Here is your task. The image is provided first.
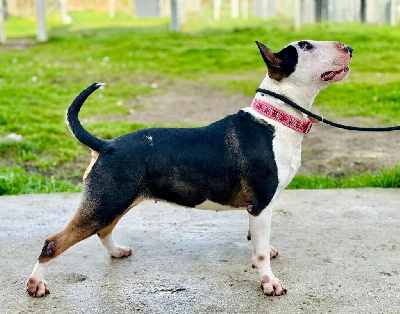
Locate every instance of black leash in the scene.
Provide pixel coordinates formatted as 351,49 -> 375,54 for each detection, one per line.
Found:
256,88 -> 400,132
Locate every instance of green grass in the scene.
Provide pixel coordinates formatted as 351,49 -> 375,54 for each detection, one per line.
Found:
0,167 -> 81,195
288,165 -> 400,189
0,12 -> 399,194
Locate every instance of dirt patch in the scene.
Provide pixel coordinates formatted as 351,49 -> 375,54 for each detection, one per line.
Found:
0,39 -> 36,51
89,81 -> 400,176
85,80 -> 250,125
300,118 -> 400,175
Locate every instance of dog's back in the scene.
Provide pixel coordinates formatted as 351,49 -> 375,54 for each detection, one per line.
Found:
84,110 -> 278,215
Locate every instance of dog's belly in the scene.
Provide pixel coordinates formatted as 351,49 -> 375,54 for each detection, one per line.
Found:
194,200 -> 245,211
151,199 -> 245,211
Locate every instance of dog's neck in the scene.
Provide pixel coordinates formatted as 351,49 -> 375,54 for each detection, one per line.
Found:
253,75 -> 324,121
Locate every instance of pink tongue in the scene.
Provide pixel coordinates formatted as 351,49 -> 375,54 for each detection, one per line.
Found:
322,71 -> 336,81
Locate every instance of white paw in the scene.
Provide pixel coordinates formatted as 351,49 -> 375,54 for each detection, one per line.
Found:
109,245 -> 132,258
269,245 -> 278,259
27,277 -> 49,297
260,275 -> 287,296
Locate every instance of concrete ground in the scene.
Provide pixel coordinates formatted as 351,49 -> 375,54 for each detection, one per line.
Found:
0,189 -> 399,314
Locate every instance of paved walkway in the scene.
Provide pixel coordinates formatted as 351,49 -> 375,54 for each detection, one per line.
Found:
0,189 -> 399,313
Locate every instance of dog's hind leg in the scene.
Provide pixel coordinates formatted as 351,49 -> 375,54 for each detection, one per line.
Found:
27,206 -> 99,297
26,189 -> 137,297
97,199 -> 141,258
247,229 -> 279,259
97,215 -> 132,258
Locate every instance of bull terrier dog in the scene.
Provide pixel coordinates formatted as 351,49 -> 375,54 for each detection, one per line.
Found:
27,40 -> 352,297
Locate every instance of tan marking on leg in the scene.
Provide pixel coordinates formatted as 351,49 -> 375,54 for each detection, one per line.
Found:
97,216 -> 123,239
38,211 -> 99,263
97,198 -> 142,239
231,179 -> 254,207
83,150 -> 99,181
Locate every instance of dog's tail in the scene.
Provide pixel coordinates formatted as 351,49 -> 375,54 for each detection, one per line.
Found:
66,83 -> 107,152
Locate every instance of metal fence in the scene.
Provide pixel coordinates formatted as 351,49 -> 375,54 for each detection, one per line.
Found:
7,0 -> 133,16
4,0 -> 399,24
4,0 -> 305,18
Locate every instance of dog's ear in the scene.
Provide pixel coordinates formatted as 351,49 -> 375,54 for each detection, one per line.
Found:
256,41 -> 281,69
256,41 -> 298,81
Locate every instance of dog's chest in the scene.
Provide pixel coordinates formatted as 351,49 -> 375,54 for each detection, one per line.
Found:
272,127 -> 303,189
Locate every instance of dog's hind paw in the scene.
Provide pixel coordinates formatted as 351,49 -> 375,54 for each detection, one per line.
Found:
27,277 -> 50,297
109,245 -> 132,258
260,275 -> 287,296
269,245 -> 278,258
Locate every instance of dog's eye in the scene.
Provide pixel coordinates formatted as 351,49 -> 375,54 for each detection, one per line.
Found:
298,41 -> 314,51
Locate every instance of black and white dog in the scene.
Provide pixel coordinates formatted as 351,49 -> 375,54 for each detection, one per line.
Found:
27,40 -> 352,297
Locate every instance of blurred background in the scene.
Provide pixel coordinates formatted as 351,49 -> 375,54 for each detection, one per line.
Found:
0,0 -> 399,195
2,0 -> 399,38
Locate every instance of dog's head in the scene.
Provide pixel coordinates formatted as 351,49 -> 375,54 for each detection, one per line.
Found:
256,40 -> 352,87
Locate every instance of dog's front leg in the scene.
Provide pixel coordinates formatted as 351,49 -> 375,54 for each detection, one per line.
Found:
249,203 -> 287,296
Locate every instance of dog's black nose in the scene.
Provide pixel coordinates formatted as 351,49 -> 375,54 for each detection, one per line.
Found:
344,45 -> 353,57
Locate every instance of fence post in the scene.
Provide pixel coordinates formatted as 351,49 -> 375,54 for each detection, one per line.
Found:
60,0 -> 71,24
170,0 -> 182,32
261,0 -> 268,20
391,0 -> 397,26
214,0 -> 221,21
295,0 -> 301,29
231,0 -> 239,19
0,0 -> 6,44
109,0 -> 115,18
241,0 -> 248,19
2,0 -> 6,20
36,0 -> 48,42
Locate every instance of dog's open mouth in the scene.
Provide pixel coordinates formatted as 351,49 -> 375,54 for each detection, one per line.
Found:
321,66 -> 350,81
